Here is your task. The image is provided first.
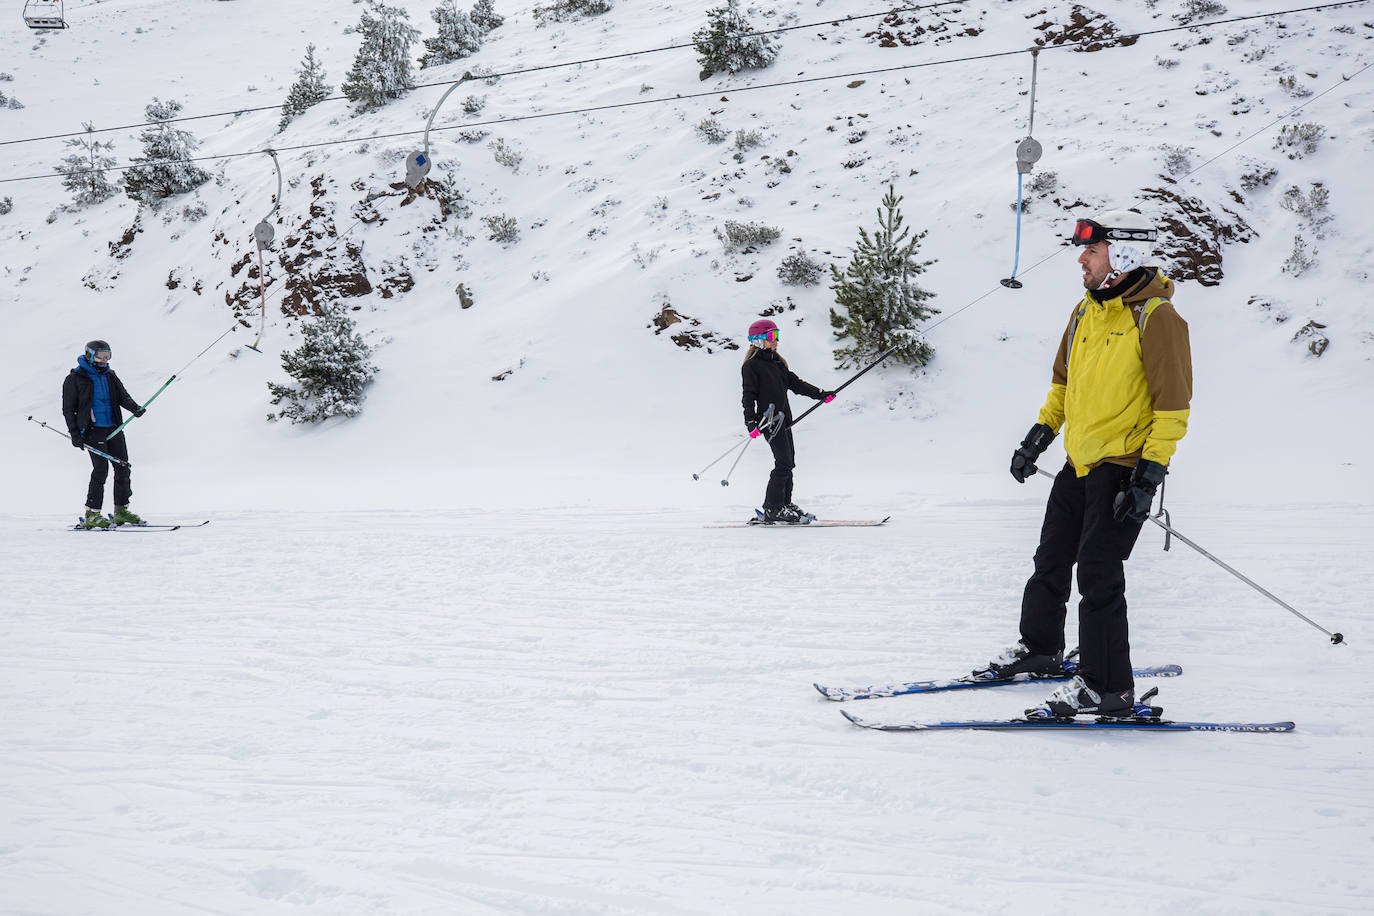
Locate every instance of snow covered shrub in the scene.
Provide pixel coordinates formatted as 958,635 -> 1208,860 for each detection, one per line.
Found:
694,0 -> 779,76
0,87 -> 21,109
483,214 -> 519,244
457,128 -> 489,143
267,307 -> 377,424
489,137 -> 523,170
1175,0 -> 1227,23
1155,56 -> 1180,69
470,0 -> 504,34
55,122 -> 120,207
419,1 -> 483,69
1274,122 -> 1323,159
776,251 -> 823,286
533,0 -> 611,26
695,118 -> 729,144
829,185 -> 939,369
1277,75 -> 1313,98
433,172 -> 472,220
1026,170 -> 1058,195
341,1 -> 419,112
717,219 -> 781,252
279,44 -> 333,131
1239,160 -> 1278,191
123,98 -> 211,204
1281,234 -> 1315,276
462,94 -> 486,114
1161,144 -> 1192,176
1280,182 -> 1331,235
734,129 -> 763,151
0,196 -> 12,216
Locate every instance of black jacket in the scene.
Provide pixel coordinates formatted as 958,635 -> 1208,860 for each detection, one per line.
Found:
63,364 -> 140,435
741,349 -> 825,431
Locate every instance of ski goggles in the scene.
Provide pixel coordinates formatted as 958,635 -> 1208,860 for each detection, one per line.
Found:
90,348 -> 112,363
1070,219 -> 1157,246
748,329 -> 780,343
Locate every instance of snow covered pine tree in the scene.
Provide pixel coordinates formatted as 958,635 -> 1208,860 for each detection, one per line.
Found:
693,0 -> 780,77
122,99 -> 211,204
828,185 -> 940,369
341,0 -> 420,112
469,0 -> 504,35
267,307 -> 378,424
419,1 -> 484,69
278,44 -> 333,132
55,122 -> 119,207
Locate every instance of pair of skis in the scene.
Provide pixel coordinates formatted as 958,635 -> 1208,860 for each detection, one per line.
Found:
816,655 -> 1294,733
71,519 -> 210,532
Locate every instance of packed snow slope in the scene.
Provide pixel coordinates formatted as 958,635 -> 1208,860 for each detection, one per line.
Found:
1,1 -> 1373,914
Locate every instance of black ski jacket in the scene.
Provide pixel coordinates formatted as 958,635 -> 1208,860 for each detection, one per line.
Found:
63,364 -> 141,435
741,349 -> 825,431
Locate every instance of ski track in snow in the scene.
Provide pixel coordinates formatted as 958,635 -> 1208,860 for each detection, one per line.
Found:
2,504 -> 1371,915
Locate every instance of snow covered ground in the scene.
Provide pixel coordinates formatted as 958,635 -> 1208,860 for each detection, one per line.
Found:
3,502 -> 1372,915
2,0 -> 1373,912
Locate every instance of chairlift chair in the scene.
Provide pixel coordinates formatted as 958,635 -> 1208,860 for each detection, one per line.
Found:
23,0 -> 67,30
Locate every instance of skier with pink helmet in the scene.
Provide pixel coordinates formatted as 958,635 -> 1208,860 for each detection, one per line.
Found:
741,319 -> 835,524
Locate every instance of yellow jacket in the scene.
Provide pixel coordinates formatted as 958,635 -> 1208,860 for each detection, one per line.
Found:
1037,268 -> 1192,476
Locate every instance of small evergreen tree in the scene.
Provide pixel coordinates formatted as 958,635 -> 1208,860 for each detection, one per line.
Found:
55,122 -> 120,206
123,98 -> 211,204
470,0 -> 504,35
419,1 -> 483,69
532,0 -> 610,26
693,0 -> 779,76
267,307 -> 378,423
828,185 -> 939,369
279,44 -> 334,131
342,0 -> 420,112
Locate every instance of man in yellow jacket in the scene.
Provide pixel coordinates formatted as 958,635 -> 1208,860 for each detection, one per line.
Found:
976,209 -> 1192,717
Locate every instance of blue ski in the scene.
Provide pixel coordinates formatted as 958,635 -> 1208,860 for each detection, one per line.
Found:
815,659 -> 1182,702
841,709 -> 1294,733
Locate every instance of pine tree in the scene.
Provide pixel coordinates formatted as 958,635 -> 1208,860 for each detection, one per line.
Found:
419,1 -> 483,70
267,307 -> 378,424
828,185 -> 940,369
55,122 -> 120,206
470,0 -> 504,35
693,0 -> 779,77
123,98 -> 211,204
279,44 -> 334,132
341,1 -> 420,112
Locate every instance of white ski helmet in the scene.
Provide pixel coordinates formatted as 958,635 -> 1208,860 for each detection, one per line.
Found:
1071,209 -> 1157,275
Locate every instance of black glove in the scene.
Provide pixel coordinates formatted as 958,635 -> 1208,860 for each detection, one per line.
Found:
133,406 -> 146,418
821,390 -> 837,402
71,431 -> 85,449
1010,423 -> 1056,483
1113,459 -> 1168,523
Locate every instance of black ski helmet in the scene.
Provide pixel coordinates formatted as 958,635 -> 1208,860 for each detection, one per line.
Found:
84,340 -> 112,365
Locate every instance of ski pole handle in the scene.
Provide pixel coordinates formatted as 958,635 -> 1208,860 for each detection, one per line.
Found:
105,374 -> 175,439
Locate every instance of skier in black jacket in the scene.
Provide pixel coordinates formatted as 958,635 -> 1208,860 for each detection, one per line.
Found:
62,340 -> 147,528
741,319 -> 835,524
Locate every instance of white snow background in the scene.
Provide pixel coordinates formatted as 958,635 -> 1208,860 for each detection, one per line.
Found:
2,0 -> 1373,912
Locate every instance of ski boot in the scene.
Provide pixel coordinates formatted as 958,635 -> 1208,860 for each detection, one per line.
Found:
970,640 -> 1064,682
752,505 -> 808,525
79,508 -> 111,529
110,505 -> 144,526
786,502 -> 817,521
1026,675 -> 1136,718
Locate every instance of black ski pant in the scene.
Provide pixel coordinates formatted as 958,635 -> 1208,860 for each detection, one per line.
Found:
1019,461 -> 1145,694
83,426 -> 131,510
763,427 -> 795,511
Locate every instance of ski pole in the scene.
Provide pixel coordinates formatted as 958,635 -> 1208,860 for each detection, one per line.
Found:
693,437 -> 749,481
26,415 -> 131,468
1034,467 -> 1344,645
103,322 -> 240,439
718,405 -> 780,487
790,342 -> 903,427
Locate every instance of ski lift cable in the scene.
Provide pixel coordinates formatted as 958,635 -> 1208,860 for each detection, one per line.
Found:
1,0 -> 1367,150
6,1 -> 1370,189
0,0 -> 973,148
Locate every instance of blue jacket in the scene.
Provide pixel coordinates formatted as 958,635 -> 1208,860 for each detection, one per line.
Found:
63,357 -> 140,435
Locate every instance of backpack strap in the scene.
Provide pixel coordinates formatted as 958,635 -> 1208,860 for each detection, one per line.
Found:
1064,302 -> 1088,371
1134,296 -> 1169,337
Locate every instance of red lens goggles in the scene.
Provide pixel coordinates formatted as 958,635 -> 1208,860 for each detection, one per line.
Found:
1071,219 -> 1157,246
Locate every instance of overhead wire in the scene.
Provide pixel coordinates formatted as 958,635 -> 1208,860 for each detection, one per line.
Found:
0,0 -> 1368,156
2,0 -> 1370,186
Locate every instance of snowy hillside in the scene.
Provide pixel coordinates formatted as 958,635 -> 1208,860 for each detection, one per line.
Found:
2,0 -> 1373,913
